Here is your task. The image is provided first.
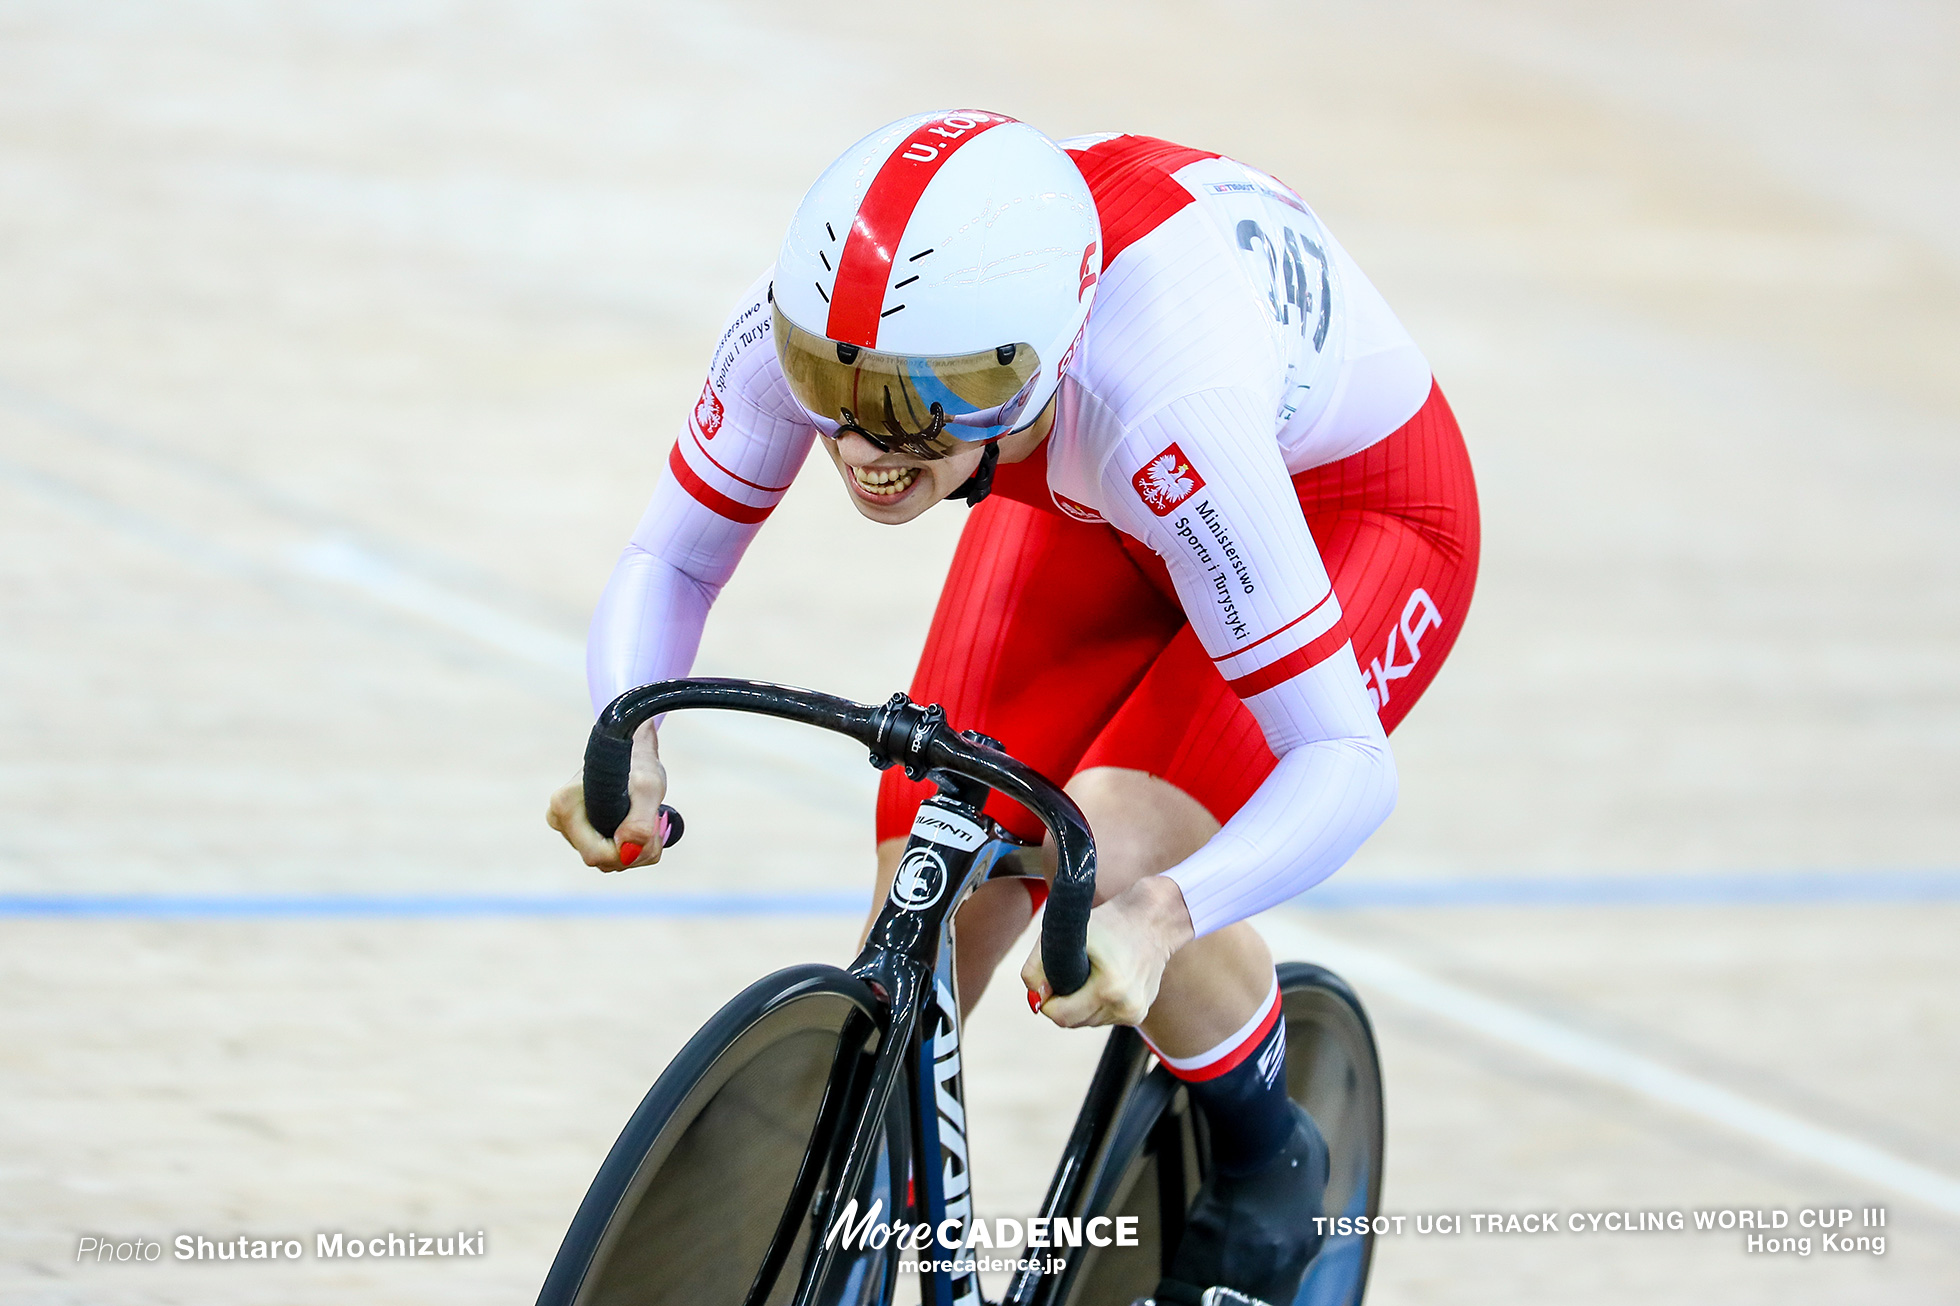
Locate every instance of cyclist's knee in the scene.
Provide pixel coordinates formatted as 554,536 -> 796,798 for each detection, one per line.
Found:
1062,767 -> 1218,905
860,837 -> 908,948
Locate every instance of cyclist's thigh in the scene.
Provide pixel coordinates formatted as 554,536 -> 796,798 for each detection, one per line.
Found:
1075,624 -> 1273,826
1075,381 -> 1481,817
876,493 -> 1185,843
1296,380 -> 1481,732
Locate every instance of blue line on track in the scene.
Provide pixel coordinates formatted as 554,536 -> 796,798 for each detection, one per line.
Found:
1303,868 -> 1960,910
1,870 -> 1957,919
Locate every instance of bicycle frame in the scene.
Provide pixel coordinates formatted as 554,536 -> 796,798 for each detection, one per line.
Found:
817,771 -> 1027,1306
574,678 -> 1378,1306
584,679 -> 1107,1306
791,774 -> 1144,1306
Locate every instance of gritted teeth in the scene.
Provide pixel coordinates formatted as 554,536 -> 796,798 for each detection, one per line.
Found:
852,465 -> 922,496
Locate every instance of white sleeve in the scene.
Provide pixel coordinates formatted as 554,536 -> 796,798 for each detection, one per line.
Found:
1094,387 -> 1397,936
584,479 -> 725,716
584,275 -> 816,714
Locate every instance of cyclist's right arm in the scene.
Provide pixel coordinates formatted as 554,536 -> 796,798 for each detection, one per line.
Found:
549,272 -> 816,868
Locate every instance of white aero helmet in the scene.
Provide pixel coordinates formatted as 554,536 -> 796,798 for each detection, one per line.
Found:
773,110 -> 1101,461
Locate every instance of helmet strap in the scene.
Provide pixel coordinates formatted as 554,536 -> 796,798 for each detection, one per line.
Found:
954,441 -> 1001,508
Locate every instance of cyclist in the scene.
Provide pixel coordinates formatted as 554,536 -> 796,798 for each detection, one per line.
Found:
549,110 -> 1478,1306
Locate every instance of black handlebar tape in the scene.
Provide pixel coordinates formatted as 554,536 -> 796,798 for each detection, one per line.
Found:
581,730 -> 685,849
582,730 -> 633,839
1038,871 -> 1092,996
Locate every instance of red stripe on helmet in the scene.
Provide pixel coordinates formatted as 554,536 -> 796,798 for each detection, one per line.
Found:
826,112 -> 1014,349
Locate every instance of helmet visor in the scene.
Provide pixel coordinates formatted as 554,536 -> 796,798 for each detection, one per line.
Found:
773,303 -> 1042,458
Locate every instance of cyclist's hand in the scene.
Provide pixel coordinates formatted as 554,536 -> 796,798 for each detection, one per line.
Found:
1020,877 -> 1189,1028
545,719 -> 668,872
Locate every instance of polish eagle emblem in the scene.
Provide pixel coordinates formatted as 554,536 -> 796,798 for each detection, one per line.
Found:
692,380 -> 725,439
1131,443 -> 1205,516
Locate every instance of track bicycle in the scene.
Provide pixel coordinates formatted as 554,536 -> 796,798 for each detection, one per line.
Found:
536,678 -> 1385,1306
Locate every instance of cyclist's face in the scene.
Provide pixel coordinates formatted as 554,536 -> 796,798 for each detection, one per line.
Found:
820,428 -> 988,524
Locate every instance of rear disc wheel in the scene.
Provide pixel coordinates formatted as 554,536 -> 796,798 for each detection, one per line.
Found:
1052,962 -> 1385,1306
1277,961 -> 1384,1306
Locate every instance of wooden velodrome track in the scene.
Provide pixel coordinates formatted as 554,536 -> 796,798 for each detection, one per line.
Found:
1,2 -> 1954,1302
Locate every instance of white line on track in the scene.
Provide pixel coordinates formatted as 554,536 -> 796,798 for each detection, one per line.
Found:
1259,914 -> 1960,1218
0,418 -> 870,807
286,534 -> 872,804
290,535 -> 589,677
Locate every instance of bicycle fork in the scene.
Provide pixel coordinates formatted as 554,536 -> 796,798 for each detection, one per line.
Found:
915,950 -> 980,1306
786,776 -> 1020,1306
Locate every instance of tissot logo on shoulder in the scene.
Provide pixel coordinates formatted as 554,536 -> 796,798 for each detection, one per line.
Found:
909,807 -> 986,851
1053,491 -> 1106,523
1133,443 -> 1206,515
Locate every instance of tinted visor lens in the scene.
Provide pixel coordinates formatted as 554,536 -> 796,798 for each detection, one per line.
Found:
773,303 -> 1040,458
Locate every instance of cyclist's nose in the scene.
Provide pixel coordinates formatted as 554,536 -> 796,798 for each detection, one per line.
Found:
832,431 -> 914,469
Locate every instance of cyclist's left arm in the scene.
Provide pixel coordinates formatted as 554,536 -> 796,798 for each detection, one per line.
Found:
1095,386 -> 1397,938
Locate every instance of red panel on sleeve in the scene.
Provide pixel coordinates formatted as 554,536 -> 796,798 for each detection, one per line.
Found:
1209,590 -> 1338,663
691,429 -> 795,493
667,444 -> 774,525
1223,624 -> 1351,699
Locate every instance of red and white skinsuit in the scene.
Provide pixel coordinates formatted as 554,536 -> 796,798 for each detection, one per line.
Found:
588,135 -> 1480,938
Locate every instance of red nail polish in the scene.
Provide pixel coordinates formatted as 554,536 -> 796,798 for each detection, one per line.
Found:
1027,988 -> 1041,1014
617,842 -> 644,866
